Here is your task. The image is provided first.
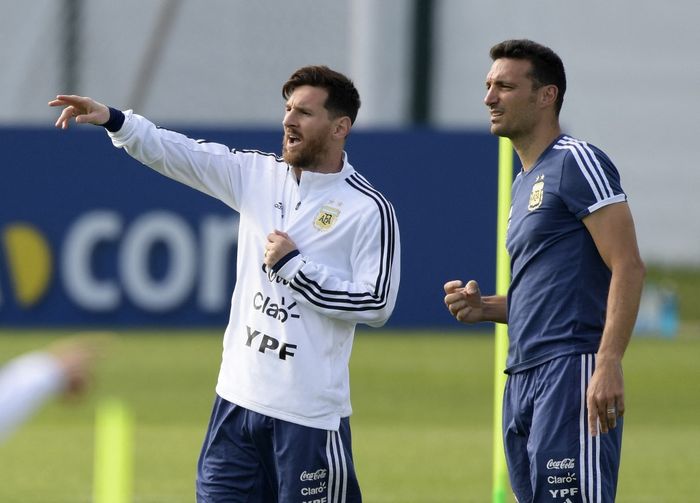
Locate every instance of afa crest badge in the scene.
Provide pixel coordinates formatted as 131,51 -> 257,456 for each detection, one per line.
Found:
528,175 -> 545,211
314,206 -> 340,231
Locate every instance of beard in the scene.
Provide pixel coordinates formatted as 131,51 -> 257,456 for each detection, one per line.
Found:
489,94 -> 539,139
282,132 -> 329,170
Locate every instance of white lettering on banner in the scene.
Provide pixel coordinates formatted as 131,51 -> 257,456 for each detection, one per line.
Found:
60,210 -> 238,313
62,210 -> 122,311
199,215 -> 238,311
120,212 -> 196,312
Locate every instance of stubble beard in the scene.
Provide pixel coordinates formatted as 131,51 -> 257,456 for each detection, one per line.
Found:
490,93 -> 538,140
282,133 -> 329,170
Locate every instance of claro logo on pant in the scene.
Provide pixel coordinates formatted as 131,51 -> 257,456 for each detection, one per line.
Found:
0,210 -> 238,315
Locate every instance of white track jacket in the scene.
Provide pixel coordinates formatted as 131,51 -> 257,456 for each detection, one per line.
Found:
108,111 -> 401,430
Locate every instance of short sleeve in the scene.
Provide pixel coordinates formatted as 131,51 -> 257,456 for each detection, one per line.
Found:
557,138 -> 627,220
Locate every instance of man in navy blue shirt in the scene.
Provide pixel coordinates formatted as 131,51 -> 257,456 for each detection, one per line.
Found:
444,40 -> 645,502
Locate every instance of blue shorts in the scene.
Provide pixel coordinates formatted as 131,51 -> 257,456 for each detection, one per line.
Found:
503,354 -> 623,503
196,395 -> 361,503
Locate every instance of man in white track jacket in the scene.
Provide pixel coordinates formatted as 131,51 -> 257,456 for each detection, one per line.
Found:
50,65 -> 400,503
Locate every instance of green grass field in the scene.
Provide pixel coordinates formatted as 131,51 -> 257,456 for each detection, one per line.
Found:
0,328 -> 698,502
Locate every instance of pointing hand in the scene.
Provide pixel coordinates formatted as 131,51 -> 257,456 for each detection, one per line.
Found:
48,95 -> 110,130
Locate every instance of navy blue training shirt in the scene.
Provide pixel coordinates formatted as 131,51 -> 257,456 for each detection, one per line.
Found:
504,135 -> 627,374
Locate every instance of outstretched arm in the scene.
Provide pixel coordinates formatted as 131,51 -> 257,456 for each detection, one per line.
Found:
48,95 -> 110,129
0,334 -> 107,443
49,96 -> 246,211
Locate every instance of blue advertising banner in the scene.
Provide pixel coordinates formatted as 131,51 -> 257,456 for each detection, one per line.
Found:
0,126 -> 499,328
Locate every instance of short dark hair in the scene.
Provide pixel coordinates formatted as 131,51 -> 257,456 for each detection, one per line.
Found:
282,65 -> 361,124
490,39 -> 567,115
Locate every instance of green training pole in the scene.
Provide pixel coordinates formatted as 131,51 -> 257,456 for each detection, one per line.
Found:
492,137 -> 513,503
93,398 -> 134,503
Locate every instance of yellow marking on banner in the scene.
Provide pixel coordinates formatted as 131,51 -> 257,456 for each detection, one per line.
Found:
3,224 -> 52,306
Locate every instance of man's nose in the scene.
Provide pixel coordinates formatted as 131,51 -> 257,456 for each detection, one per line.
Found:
283,111 -> 296,128
484,88 -> 497,107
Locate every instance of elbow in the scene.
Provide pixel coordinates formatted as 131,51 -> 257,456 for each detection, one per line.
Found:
364,304 -> 395,328
624,254 -> 646,291
609,254 -> 646,296
613,252 -> 646,281
366,318 -> 388,329
367,311 -> 390,328
363,283 -> 398,327
634,255 -> 647,284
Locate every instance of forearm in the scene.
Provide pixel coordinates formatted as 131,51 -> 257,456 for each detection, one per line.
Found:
0,352 -> 65,443
596,259 -> 646,362
481,295 -> 508,324
108,111 -> 241,208
277,254 -> 399,327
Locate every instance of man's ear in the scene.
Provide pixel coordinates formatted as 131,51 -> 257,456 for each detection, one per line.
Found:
332,116 -> 352,140
539,84 -> 559,109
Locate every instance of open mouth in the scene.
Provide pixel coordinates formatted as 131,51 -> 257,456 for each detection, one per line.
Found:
286,133 -> 302,147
